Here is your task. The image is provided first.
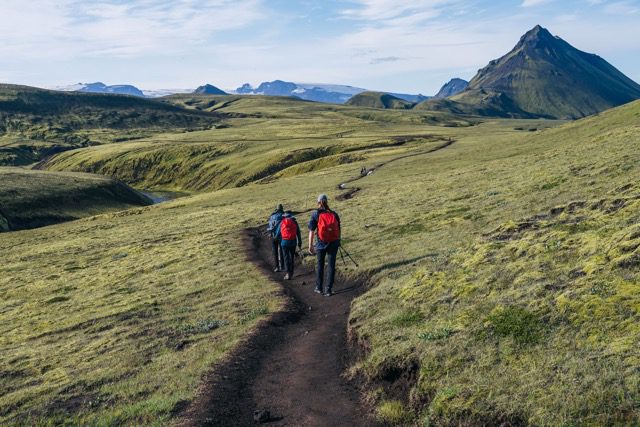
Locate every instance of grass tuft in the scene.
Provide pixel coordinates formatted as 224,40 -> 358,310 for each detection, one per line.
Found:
391,310 -> 425,327
486,306 -> 542,345
376,400 -> 411,425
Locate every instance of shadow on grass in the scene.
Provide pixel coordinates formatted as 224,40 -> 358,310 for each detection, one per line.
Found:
367,254 -> 438,277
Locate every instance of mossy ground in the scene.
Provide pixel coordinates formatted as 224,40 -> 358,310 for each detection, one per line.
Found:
1,95 -> 638,425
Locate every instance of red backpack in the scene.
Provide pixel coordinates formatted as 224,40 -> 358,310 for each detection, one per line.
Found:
317,211 -> 340,243
280,217 -> 298,240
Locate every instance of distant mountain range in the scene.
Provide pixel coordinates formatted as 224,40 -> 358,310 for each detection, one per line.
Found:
54,83 -> 191,98
233,80 -> 430,104
56,82 -> 145,97
49,25 -> 640,119
52,80 -> 430,104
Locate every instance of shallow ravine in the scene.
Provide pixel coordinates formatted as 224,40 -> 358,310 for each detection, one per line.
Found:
139,189 -> 190,204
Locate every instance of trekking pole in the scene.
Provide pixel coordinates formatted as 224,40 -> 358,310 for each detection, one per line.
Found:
339,245 -> 359,268
338,246 -> 348,267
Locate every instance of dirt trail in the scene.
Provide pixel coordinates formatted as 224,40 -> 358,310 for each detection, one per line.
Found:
179,228 -> 379,427
336,138 -> 455,200
179,138 -> 457,425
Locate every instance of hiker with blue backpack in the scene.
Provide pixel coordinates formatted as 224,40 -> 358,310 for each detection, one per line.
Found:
275,211 -> 302,280
308,194 -> 341,297
267,204 -> 285,272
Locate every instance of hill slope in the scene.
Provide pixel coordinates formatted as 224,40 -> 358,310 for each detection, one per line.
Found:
415,88 -> 537,118
193,84 -> 227,95
346,92 -> 413,109
349,99 -> 640,425
0,84 -> 222,166
459,25 -> 640,119
0,167 -> 151,231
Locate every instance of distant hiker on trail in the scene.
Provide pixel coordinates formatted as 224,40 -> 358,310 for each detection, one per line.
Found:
267,204 -> 285,272
308,194 -> 341,297
275,210 -> 302,280
360,166 -> 367,176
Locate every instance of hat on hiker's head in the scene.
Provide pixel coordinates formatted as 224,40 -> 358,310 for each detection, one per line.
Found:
317,194 -> 328,203
276,204 -> 283,212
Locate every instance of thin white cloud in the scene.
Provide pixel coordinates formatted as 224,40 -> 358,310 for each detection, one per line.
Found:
370,56 -> 405,64
0,0 -> 266,59
604,1 -> 640,14
341,0 -> 458,21
522,0 -> 554,7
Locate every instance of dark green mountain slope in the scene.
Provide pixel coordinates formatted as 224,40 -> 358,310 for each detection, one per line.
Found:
0,85 -> 222,166
415,88 -> 537,118
346,91 -> 413,109
459,25 -> 640,119
0,167 -> 151,231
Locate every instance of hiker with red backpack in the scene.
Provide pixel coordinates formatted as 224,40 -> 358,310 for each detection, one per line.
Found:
275,210 -> 302,280
308,194 -> 341,297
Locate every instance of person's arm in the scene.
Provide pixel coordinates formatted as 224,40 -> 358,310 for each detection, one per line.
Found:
308,230 -> 315,254
275,221 -> 281,240
307,211 -> 317,254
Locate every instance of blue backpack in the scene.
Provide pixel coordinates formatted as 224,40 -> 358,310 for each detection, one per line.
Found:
267,211 -> 283,236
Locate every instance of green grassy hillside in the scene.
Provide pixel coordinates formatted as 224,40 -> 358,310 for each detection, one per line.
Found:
0,85 -> 222,166
39,96 -> 473,192
346,92 -> 414,109
346,100 -> 640,425
1,97 -> 638,425
415,88 -> 538,118
0,167 -> 151,231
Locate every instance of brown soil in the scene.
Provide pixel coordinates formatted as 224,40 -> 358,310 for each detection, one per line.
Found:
178,227 -> 379,427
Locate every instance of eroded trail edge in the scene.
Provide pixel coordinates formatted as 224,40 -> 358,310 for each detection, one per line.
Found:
179,228 -> 379,427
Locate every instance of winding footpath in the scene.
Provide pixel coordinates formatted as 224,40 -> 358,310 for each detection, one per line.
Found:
179,228 -> 378,426
337,137 -> 456,200
179,137 -> 457,426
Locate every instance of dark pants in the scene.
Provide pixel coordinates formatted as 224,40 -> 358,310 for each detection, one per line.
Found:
271,237 -> 284,270
282,244 -> 296,276
316,241 -> 339,293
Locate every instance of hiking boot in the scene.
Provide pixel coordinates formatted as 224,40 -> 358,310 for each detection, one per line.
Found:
273,267 -> 281,272
314,288 -> 322,294
284,273 -> 291,280
323,291 -> 333,297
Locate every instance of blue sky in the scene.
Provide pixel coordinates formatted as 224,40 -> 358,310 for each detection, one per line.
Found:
1,0 -> 639,94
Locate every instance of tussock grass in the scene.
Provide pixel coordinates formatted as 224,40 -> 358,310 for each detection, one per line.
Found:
376,400 -> 411,425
